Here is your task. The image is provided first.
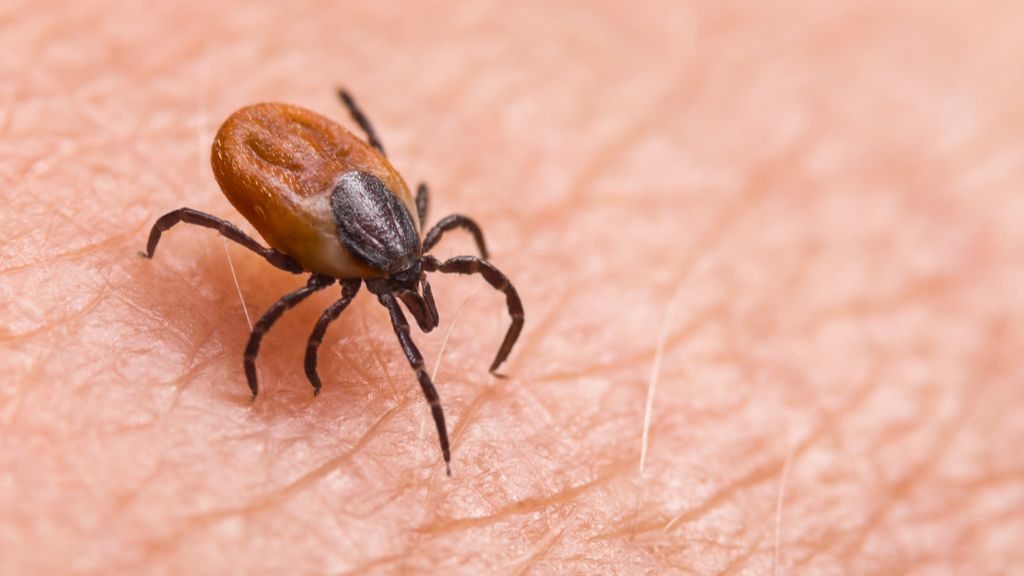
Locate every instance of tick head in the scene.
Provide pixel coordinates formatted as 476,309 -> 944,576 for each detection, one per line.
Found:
389,260 -> 422,291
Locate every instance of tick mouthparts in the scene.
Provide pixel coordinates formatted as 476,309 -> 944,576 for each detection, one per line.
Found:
397,289 -> 435,332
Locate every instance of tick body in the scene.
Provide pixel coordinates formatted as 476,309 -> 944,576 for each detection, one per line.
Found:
144,91 -> 524,476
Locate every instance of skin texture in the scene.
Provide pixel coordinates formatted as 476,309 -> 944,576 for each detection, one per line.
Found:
1,1 -> 1022,574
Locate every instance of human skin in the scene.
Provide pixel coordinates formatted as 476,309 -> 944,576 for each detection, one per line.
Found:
2,0 -> 1023,574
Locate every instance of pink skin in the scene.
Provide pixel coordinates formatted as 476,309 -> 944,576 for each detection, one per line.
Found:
2,1 -> 1023,573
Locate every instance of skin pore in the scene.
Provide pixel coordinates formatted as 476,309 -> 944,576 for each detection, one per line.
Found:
1,1 -> 1022,573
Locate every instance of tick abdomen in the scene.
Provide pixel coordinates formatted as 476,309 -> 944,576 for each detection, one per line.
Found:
211,103 -> 419,278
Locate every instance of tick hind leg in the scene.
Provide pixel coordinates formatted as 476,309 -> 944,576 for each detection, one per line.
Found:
304,279 -> 361,396
374,286 -> 452,476
143,207 -> 304,274
416,183 -> 428,224
245,274 -> 335,399
422,255 -> 523,372
338,89 -> 385,156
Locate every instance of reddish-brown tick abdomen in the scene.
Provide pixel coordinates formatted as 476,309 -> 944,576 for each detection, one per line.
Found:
211,103 -> 420,278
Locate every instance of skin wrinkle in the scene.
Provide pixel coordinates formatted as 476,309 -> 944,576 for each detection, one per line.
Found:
134,275 -> 230,348
529,65 -> 701,226
161,397 -> 412,545
445,374 -> 501,450
0,91 -> 14,138
532,301 -> 725,385
3,1 -> 1024,574
797,417 -> 966,568
1,220 -> 122,281
331,340 -> 376,390
0,338 -> 56,424
384,472 -> 633,573
581,359 -> 884,543
0,273 -> 107,343
717,530 -> 770,576
422,458 -> 632,535
824,322 -> 1009,567
164,355 -> 224,413
800,266 -> 962,327
509,506 -> 580,576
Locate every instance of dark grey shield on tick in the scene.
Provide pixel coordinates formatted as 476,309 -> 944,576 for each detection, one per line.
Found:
332,171 -> 420,274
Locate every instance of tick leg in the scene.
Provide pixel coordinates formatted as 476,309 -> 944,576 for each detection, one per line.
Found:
416,182 -> 428,224
245,274 -> 335,399
377,290 -> 452,476
144,207 -> 304,274
304,279 -> 361,396
422,255 -> 523,372
422,214 -> 489,260
338,89 -> 385,156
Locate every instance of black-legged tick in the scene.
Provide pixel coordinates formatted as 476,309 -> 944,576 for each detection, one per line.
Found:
143,90 -> 524,475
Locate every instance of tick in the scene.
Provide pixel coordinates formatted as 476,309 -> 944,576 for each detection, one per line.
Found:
143,90 -> 524,475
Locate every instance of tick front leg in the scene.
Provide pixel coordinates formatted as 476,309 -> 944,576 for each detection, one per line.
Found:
422,255 -> 523,372
338,89 -> 385,156
377,290 -> 452,476
304,279 -> 361,396
144,207 -> 304,274
422,214 -> 489,260
245,274 -> 335,399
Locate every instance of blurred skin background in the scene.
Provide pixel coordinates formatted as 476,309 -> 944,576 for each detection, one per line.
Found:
1,1 -> 1022,573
